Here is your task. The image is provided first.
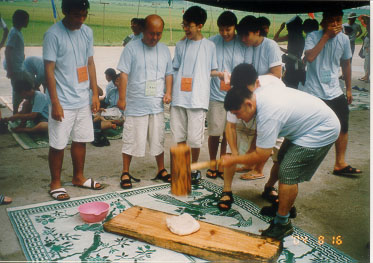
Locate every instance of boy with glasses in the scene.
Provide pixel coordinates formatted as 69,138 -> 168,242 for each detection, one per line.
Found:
171,6 -> 218,184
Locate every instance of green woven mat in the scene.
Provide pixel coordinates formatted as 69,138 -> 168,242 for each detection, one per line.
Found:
7,180 -> 356,262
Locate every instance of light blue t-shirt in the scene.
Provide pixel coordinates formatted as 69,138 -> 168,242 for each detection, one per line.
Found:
24,56 -> 46,88
32,91 -> 49,120
5,27 -> 25,73
105,81 -> 119,108
254,85 -> 340,148
244,37 -> 282,76
300,31 -> 352,100
43,21 -> 94,109
172,38 -> 218,110
117,39 -> 173,116
209,35 -> 246,102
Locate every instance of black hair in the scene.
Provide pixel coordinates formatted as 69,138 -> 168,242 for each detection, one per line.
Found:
224,87 -> 253,112
217,11 -> 237,27
183,6 -> 207,26
62,0 -> 90,14
12,10 -> 29,28
303,19 -> 319,34
237,15 -> 259,36
14,71 -> 35,94
138,18 -> 146,29
104,68 -> 116,79
257,16 -> 270,36
230,63 -> 258,90
322,9 -> 343,21
131,18 -> 140,24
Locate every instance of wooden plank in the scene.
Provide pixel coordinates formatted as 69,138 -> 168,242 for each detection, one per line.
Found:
103,206 -> 282,262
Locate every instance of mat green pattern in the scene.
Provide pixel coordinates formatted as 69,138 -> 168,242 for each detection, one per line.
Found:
7,180 -> 355,262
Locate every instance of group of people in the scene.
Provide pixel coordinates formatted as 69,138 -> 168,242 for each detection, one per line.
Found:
0,0 -> 367,240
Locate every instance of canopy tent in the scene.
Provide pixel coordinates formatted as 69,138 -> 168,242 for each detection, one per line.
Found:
186,0 -> 369,14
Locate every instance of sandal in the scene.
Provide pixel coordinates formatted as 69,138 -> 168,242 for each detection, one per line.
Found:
240,172 -> 265,180
120,172 -> 141,189
0,194 -> 12,205
217,191 -> 234,211
49,188 -> 70,201
206,169 -> 217,179
152,168 -> 171,183
261,186 -> 278,203
333,165 -> 362,176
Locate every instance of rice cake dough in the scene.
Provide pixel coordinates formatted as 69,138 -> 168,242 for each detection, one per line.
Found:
166,213 -> 200,236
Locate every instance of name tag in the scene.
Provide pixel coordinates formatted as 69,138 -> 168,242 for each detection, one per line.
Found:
320,70 -> 331,84
77,66 -> 88,83
181,77 -> 193,92
145,80 -> 157,96
220,80 -> 231,91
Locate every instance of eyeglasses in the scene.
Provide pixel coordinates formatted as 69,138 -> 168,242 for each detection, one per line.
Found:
181,23 -> 196,29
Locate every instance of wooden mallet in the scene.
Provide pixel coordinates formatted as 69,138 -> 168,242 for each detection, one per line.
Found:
170,144 -> 221,196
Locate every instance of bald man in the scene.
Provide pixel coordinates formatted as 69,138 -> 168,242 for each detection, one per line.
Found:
116,14 -> 173,189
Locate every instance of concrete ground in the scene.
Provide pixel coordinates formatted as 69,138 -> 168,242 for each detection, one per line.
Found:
0,46 -> 370,262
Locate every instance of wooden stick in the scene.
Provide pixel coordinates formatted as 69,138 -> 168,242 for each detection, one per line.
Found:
190,160 -> 221,171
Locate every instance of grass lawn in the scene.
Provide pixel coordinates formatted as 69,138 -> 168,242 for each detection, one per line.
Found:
0,0 -> 369,46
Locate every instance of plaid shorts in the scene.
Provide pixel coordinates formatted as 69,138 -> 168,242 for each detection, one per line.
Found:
278,140 -> 333,185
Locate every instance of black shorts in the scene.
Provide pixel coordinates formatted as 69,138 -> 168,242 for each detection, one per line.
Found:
323,94 -> 349,133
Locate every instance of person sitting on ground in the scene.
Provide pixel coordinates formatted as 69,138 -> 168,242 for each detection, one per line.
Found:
220,63 -> 340,239
122,18 -> 145,47
24,56 -> 47,93
0,194 -> 12,205
101,67 -> 117,107
1,71 -> 48,134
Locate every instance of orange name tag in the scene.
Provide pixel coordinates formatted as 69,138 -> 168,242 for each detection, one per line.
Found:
220,80 -> 231,91
181,77 -> 193,92
77,66 -> 88,83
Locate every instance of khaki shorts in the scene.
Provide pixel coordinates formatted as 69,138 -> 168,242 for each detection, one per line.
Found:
207,100 -> 227,136
48,105 -> 94,150
122,113 -> 165,157
170,106 -> 206,148
229,119 -> 283,162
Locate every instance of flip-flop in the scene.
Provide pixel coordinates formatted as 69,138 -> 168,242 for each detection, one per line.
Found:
0,194 -> 12,205
74,178 -> 105,190
49,188 -> 70,201
333,165 -> 362,176
240,172 -> 265,180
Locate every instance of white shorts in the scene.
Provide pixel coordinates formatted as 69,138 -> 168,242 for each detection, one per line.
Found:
48,105 -> 94,150
122,113 -> 165,157
170,106 -> 206,148
207,100 -> 227,136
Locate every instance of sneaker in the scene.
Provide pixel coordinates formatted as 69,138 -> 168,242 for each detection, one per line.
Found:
260,203 -> 297,218
191,170 -> 202,185
261,219 -> 294,240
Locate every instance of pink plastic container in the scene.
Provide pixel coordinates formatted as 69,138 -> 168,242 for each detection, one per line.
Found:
78,201 -> 110,223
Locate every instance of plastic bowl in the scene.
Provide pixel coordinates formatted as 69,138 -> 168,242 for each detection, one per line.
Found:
78,201 -> 110,223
